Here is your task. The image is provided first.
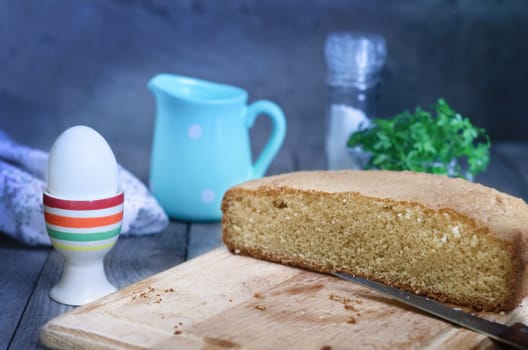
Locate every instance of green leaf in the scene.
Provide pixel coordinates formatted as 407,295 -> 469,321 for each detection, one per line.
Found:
347,99 -> 491,179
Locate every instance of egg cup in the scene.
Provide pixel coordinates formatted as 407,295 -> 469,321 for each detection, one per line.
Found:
43,190 -> 124,306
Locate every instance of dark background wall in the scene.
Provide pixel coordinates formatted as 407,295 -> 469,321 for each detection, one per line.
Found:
1,0 -> 527,181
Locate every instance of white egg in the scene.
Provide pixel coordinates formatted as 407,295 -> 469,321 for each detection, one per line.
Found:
47,126 -> 118,199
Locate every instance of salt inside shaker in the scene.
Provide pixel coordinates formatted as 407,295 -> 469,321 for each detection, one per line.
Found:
325,32 -> 387,170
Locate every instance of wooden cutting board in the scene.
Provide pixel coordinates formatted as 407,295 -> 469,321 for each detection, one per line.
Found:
41,246 -> 523,350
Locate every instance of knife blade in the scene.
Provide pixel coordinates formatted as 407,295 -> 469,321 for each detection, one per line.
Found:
333,272 -> 528,350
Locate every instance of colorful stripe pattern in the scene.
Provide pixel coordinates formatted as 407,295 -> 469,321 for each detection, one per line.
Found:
43,192 -> 124,252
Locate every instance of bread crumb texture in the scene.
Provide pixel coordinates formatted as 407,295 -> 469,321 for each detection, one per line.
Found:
222,170 -> 528,311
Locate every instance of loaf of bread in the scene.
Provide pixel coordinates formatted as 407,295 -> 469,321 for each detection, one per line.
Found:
221,170 -> 528,311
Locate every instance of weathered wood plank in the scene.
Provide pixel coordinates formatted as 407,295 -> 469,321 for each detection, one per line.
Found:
260,145 -> 296,176
0,236 -> 49,350
104,222 -> 189,287
476,143 -> 528,200
493,142 -> 528,200
295,143 -> 326,170
187,223 -> 222,260
8,250 -> 74,350
8,222 -> 188,349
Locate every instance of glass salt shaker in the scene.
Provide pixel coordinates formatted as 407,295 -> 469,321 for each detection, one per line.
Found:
325,32 -> 387,170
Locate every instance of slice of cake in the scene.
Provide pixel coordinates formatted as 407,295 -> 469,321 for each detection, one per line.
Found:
221,170 -> 528,311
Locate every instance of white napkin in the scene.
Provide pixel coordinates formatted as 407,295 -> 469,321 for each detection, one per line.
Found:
0,129 -> 169,245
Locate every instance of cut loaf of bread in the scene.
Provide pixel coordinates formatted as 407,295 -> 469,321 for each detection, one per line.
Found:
221,170 -> 528,311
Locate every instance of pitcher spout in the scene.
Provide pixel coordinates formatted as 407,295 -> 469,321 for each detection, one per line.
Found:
147,73 -> 169,96
146,73 -> 247,104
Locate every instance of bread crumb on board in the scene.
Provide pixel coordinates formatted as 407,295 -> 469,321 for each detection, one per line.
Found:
329,293 -> 351,304
173,322 -> 185,335
329,292 -> 363,322
255,304 -> 267,311
347,316 -> 357,324
131,286 -> 176,302
344,304 -> 358,311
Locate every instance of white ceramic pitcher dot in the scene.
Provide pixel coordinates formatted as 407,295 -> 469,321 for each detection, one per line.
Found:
188,124 -> 202,139
201,189 -> 215,203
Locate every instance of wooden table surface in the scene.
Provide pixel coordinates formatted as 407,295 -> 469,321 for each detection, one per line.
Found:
1,142 -> 527,350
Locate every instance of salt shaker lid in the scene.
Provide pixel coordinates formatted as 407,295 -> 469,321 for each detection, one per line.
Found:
325,31 -> 387,89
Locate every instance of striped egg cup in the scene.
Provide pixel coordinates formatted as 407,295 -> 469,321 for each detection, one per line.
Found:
43,191 -> 124,253
43,191 -> 124,306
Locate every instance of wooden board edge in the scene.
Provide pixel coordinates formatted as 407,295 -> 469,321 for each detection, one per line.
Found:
40,322 -> 140,350
40,320 -> 224,350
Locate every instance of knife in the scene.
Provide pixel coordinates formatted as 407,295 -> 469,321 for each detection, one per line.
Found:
333,272 -> 528,350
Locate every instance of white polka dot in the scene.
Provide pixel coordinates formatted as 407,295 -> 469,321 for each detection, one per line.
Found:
201,189 -> 215,203
188,124 -> 202,139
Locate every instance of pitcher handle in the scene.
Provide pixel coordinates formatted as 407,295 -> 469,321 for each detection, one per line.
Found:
245,100 -> 287,178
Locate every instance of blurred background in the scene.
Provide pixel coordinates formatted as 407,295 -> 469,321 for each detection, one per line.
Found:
1,0 -> 527,182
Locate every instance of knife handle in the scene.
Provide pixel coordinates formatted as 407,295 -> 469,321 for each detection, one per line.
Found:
496,323 -> 528,350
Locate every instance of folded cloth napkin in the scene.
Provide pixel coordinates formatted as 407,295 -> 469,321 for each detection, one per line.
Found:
0,129 -> 169,245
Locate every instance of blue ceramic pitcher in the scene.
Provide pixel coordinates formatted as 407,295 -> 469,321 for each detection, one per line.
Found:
148,74 -> 286,221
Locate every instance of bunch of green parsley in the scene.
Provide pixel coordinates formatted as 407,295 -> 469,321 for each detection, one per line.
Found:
347,99 -> 490,180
